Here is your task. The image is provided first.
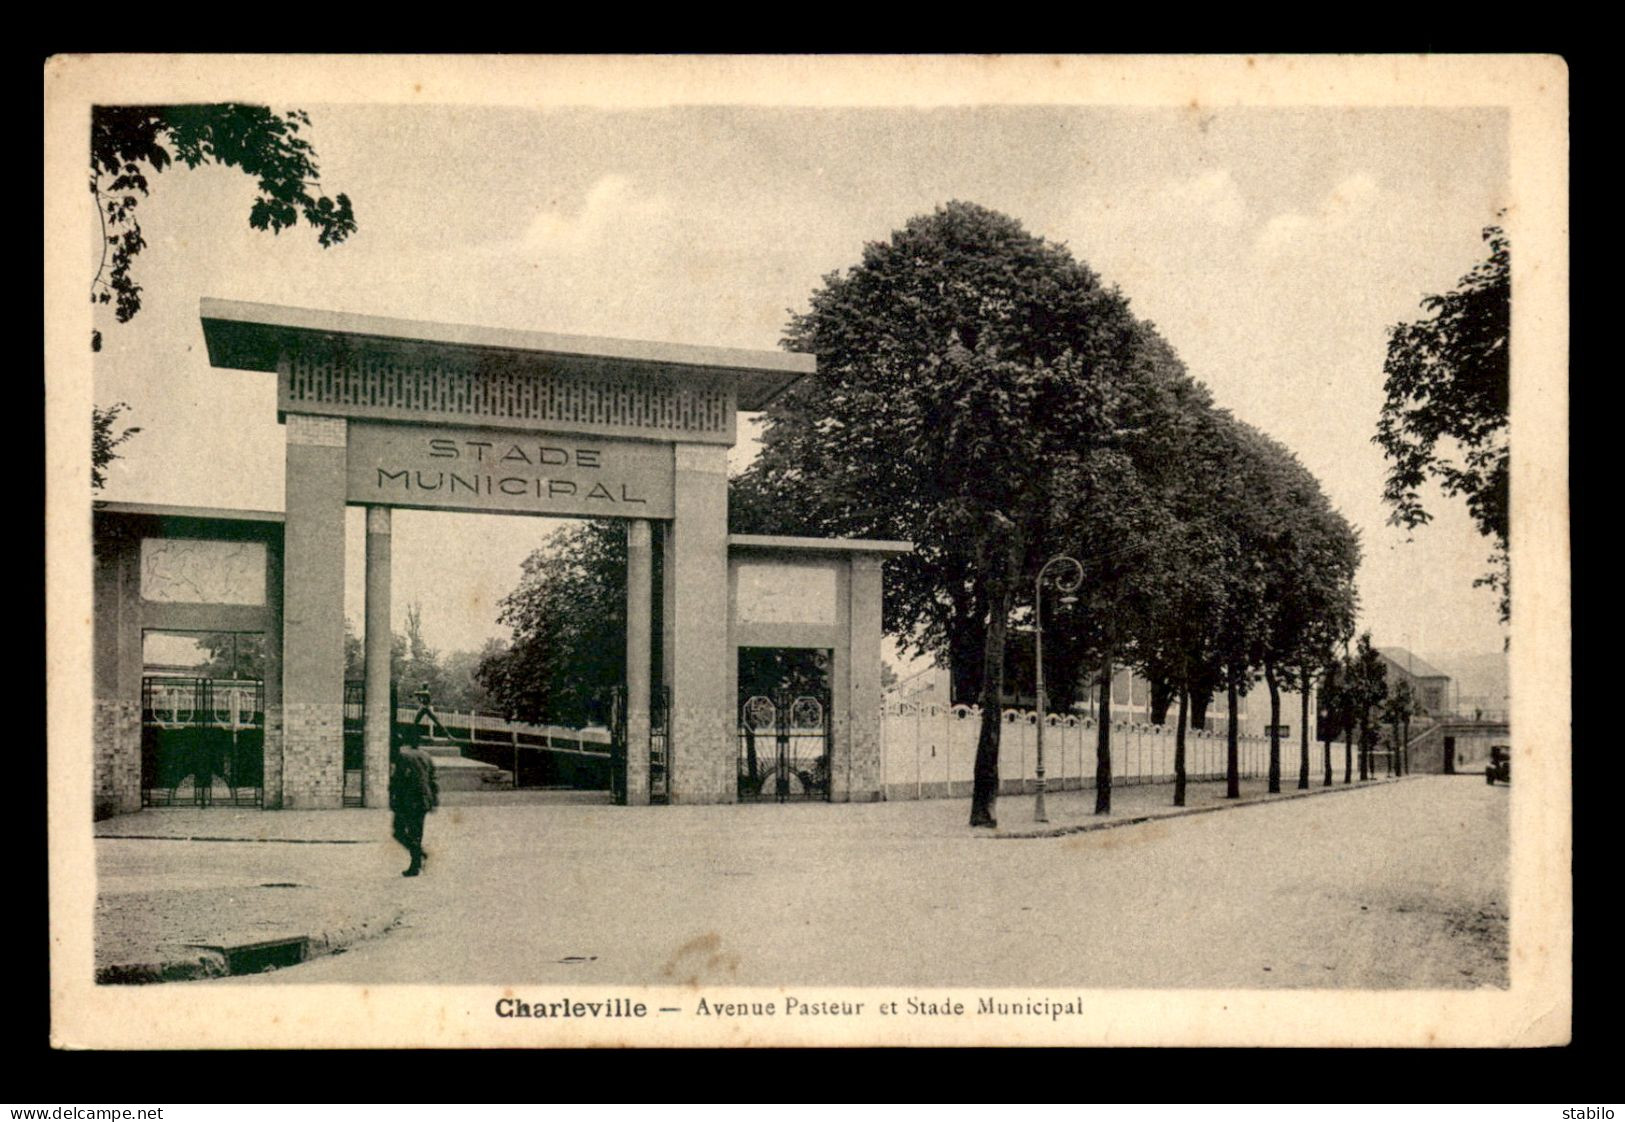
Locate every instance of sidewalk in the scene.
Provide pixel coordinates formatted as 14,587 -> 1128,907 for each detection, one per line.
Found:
95,808 -> 402,983
93,773 -> 1411,982
982,773 -> 1403,838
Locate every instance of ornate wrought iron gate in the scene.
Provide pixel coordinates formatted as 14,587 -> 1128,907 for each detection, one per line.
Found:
342,680 -> 366,807
608,686 -> 627,803
649,685 -> 670,804
141,676 -> 264,807
737,688 -> 832,803
610,685 -> 672,805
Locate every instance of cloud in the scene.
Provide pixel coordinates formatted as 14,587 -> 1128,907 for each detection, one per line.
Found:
1158,168 -> 1249,228
1075,167 -> 1249,233
1256,172 -> 1380,255
522,173 -> 672,254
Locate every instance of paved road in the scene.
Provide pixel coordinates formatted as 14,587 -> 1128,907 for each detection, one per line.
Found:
209,775 -> 1506,989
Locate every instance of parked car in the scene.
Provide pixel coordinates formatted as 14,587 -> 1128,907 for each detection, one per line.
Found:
1485,745 -> 1511,785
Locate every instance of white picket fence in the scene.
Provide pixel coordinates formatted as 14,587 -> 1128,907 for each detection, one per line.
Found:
879,700 -> 1286,800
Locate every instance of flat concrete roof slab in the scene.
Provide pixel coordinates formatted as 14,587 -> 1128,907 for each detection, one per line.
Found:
94,500 -> 285,524
200,298 -> 814,411
728,533 -> 913,555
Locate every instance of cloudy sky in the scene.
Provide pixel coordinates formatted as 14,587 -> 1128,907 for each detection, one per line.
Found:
85,88 -> 1512,667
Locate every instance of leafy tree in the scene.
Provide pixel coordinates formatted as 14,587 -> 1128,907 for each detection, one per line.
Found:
1340,657 -> 1357,784
343,620 -> 364,680
399,602 -> 449,704
1375,224 -> 1509,623
1043,323 -> 1215,815
734,202 -> 1139,828
439,640 -> 506,712
1043,445 -> 1167,815
1133,398 -> 1268,808
91,401 -> 140,489
1247,437 -> 1361,794
194,631 -> 264,680
1315,660 -> 1346,787
1204,416 -> 1283,800
89,104 -> 355,350
1383,678 -> 1418,777
479,519 -> 627,728
1344,633 -> 1390,781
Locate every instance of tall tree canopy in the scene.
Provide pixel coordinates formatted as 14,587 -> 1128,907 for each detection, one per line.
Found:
1375,223 -> 1509,622
1235,424 -> 1362,793
734,200 -> 1365,825
477,519 -> 629,729
734,201 -> 1145,826
89,104 -> 356,349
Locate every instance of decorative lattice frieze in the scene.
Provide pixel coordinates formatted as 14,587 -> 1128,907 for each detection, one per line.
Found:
283,349 -> 730,438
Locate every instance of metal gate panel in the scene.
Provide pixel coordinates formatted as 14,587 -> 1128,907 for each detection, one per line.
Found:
141,676 -> 263,807
342,680 -> 366,807
737,688 -> 831,803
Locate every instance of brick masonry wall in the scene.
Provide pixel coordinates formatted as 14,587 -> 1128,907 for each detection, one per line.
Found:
843,715 -> 884,803
93,700 -> 141,818
669,704 -> 736,804
262,704 -> 284,808
844,558 -> 884,802
281,701 -> 344,808
286,413 -> 348,448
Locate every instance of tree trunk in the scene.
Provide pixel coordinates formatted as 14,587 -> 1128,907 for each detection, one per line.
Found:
1225,667 -> 1240,799
1190,680 -> 1213,730
1323,733 -> 1334,787
1401,716 -> 1410,776
1358,713 -> 1370,781
1298,668 -> 1311,790
968,579 -> 1016,828
1265,660 -> 1281,794
1174,685 -> 1188,807
968,527 -> 1023,828
1095,653 -> 1114,814
1343,720 -> 1353,784
1149,677 -> 1173,725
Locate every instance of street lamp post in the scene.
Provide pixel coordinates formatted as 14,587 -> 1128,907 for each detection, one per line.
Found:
1034,554 -> 1084,823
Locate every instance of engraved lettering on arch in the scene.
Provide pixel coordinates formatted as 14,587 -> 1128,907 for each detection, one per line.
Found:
347,422 -> 675,517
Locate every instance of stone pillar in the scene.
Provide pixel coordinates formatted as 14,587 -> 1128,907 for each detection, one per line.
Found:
281,413 -> 348,808
660,522 -> 676,704
92,526 -> 142,817
624,519 -> 653,805
844,555 -> 885,802
666,444 -> 733,803
363,506 -> 393,808
262,534 -> 285,808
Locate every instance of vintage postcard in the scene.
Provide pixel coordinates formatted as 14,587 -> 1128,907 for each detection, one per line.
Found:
45,54 -> 1570,1048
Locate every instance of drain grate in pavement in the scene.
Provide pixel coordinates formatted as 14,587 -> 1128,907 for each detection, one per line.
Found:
186,936 -> 309,975
558,955 -> 598,965
258,882 -> 308,889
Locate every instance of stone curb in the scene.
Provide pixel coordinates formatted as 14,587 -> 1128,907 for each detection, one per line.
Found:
987,776 -> 1406,840
94,835 -> 375,844
95,906 -> 404,985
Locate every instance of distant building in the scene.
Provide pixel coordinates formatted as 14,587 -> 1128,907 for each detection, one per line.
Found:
1374,647 -> 1452,716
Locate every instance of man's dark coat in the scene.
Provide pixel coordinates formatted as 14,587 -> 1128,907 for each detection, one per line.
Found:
390,746 -> 440,815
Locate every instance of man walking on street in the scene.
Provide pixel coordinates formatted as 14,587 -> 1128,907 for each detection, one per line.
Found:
390,727 -> 439,877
